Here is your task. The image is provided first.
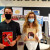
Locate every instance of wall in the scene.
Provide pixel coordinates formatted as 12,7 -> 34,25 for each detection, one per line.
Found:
0,0 -> 50,7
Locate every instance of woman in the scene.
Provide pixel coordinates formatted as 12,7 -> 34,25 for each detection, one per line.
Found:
23,12 -> 42,50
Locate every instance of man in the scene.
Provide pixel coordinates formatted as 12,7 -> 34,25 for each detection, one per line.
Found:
0,7 -> 21,50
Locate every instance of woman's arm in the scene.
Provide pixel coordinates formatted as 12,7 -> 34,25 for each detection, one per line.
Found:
36,24 -> 42,42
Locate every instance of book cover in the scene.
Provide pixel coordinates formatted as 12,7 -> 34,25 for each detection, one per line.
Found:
27,28 -> 36,40
2,32 -> 13,46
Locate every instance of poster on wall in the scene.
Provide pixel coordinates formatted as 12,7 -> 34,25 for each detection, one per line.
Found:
12,7 -> 23,15
1,14 -> 5,22
0,14 -> 5,22
24,10 -> 31,15
0,7 -> 4,14
0,7 -> 23,22
0,7 -> 5,22
12,15 -> 25,21
36,15 -> 43,26
0,14 -> 2,22
32,10 -> 40,15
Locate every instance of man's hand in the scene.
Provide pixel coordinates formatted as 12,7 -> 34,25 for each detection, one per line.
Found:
10,40 -> 16,47
0,44 -> 6,49
10,35 -> 21,47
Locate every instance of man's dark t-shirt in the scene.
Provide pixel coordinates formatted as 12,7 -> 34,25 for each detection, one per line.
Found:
0,20 -> 21,50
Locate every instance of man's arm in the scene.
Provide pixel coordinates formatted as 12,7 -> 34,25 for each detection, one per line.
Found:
15,35 -> 21,41
15,23 -> 21,41
0,25 -> 6,49
10,23 -> 21,47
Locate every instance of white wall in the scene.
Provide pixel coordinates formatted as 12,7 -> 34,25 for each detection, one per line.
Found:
0,0 -> 50,7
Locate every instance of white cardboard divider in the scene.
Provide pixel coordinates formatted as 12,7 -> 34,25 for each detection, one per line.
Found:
48,14 -> 50,37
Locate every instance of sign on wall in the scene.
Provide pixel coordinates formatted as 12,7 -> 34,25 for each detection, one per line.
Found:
36,15 -> 43,26
24,10 -> 31,15
12,7 -> 23,15
32,10 -> 40,15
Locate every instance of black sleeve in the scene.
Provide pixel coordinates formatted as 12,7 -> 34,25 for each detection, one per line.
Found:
0,31 -> 2,43
16,23 -> 22,36
0,24 -> 2,43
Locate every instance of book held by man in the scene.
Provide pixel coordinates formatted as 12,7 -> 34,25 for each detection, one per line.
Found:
2,32 -> 13,46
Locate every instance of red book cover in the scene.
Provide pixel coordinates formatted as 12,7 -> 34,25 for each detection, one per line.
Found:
2,32 -> 13,46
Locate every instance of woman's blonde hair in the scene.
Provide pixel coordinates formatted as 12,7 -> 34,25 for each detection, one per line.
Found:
23,12 -> 39,33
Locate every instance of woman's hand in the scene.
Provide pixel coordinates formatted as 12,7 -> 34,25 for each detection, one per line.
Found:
35,35 -> 40,42
24,36 -> 28,41
0,44 -> 6,49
